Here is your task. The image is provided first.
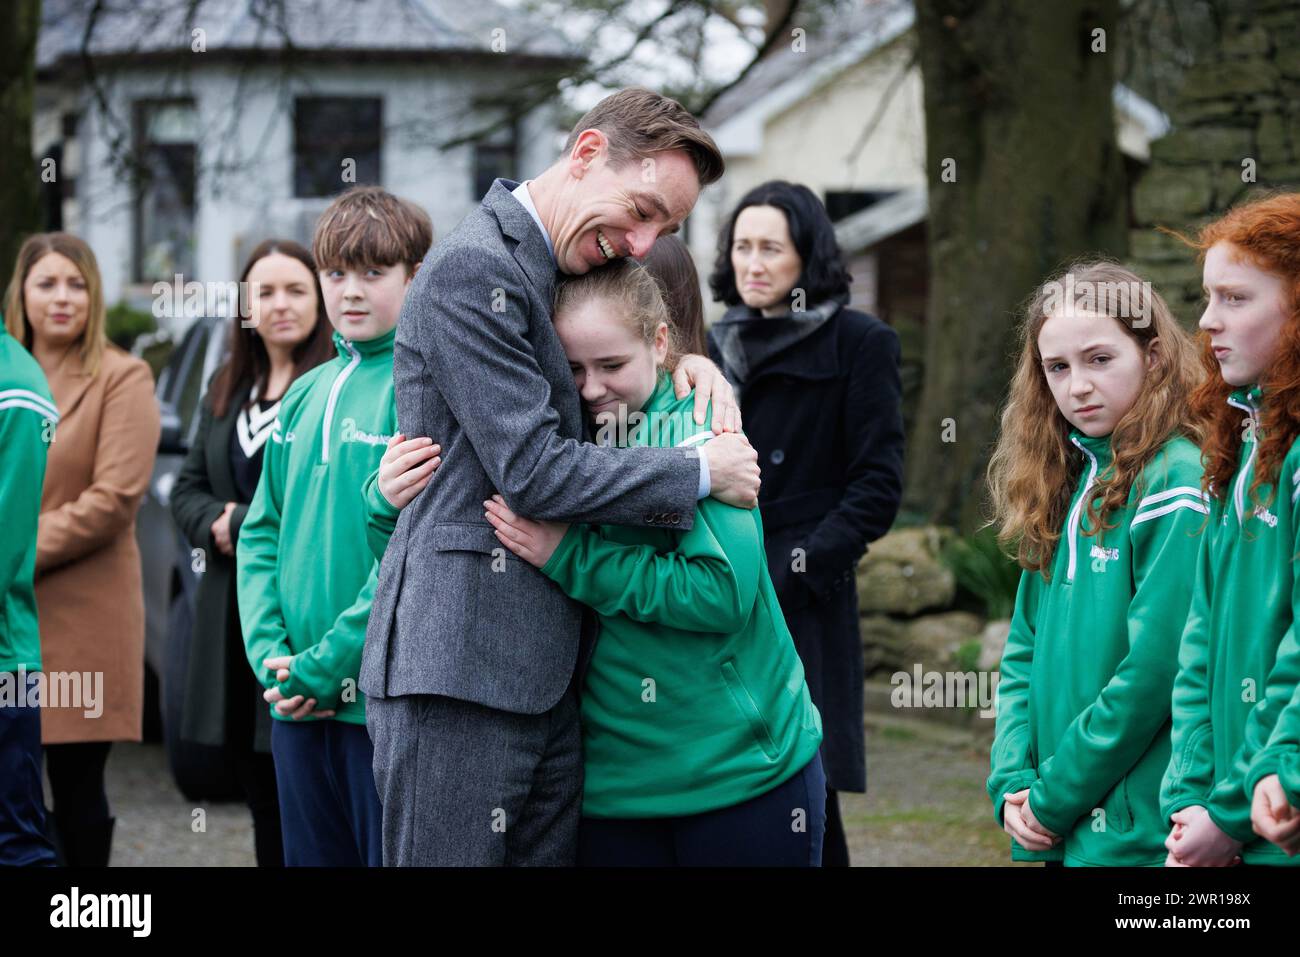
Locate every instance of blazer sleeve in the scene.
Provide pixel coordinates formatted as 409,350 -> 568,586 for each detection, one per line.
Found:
406,242 -> 700,528
793,321 -> 904,600
36,357 -> 161,574
169,397 -> 227,554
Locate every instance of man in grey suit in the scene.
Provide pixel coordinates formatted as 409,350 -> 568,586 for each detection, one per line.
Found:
362,89 -> 761,865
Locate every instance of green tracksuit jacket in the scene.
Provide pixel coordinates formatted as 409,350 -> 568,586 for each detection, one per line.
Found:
1163,385 -> 1300,865
0,327 -> 58,674
538,373 -> 823,818
990,430 -> 1206,865
237,328 -> 397,725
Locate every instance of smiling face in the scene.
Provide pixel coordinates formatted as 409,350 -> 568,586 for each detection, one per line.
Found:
319,261 -> 414,340
1037,308 -> 1154,437
553,295 -> 668,423
1199,241 -> 1289,387
730,204 -> 803,313
22,251 -> 90,348
549,133 -> 700,276
246,253 -> 320,351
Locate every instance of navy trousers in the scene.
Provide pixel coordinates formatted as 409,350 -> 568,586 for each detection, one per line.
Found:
0,671 -> 56,866
577,753 -> 827,867
270,719 -> 382,867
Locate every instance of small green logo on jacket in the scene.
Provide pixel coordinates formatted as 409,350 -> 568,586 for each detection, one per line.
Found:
339,417 -> 392,447
1090,543 -> 1119,572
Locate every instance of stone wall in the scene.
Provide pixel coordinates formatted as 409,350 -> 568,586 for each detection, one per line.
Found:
855,526 -> 1008,680
1128,0 -> 1300,319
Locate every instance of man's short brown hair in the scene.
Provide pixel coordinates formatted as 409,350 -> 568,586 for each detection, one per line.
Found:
312,185 -> 433,274
562,88 -> 724,189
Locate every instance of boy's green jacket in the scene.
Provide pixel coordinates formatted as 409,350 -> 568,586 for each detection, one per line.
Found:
1164,385 -> 1300,865
0,327 -> 58,674
540,374 -> 823,818
990,430 -> 1206,866
363,373 -> 823,817
237,328 -> 397,725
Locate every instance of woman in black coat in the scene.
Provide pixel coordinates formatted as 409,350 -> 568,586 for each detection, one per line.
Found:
170,239 -> 333,866
708,181 -> 904,867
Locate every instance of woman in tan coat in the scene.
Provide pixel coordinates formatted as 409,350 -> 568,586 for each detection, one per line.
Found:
3,233 -> 160,866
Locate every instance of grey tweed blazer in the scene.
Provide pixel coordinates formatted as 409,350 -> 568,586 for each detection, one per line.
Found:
360,179 -> 701,715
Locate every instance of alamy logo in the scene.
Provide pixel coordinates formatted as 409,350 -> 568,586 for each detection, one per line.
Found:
339,417 -> 392,447
50,887 -> 151,936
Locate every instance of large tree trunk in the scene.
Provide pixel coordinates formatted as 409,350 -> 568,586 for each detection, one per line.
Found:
0,0 -> 43,277
906,0 -> 1128,530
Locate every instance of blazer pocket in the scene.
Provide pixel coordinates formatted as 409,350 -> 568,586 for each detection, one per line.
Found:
429,521 -> 521,559
721,658 -> 779,761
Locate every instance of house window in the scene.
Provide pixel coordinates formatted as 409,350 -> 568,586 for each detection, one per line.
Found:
133,101 -> 197,284
473,119 -> 517,200
294,97 -> 382,198
824,190 -> 893,222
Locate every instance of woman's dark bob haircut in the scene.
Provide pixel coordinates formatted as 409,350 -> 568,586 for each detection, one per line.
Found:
708,179 -> 852,307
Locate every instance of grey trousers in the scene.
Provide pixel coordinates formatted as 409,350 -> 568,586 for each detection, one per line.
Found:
366,687 -> 582,866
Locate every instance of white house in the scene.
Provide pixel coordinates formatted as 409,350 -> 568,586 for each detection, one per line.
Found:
690,0 -> 1171,322
33,0 -> 582,332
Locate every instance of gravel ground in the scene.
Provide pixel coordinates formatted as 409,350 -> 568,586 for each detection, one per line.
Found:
98,716 -> 1022,867
103,742 -> 256,867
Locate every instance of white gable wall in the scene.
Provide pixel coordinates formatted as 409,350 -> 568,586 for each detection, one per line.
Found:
41,60 -> 560,333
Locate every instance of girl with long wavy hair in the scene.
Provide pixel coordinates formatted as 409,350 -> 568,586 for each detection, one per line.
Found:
1161,193 -> 1300,868
987,260 -> 1207,866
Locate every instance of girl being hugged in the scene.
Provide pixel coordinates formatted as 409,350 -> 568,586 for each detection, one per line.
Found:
1162,193 -> 1300,867
987,260 -> 1207,866
483,259 -> 826,866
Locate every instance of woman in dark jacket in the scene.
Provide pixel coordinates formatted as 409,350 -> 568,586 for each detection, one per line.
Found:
708,181 -> 904,866
170,239 -> 333,866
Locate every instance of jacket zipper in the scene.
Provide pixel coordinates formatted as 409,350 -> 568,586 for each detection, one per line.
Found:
1226,396 -> 1257,523
321,341 -> 361,464
1066,435 -> 1099,582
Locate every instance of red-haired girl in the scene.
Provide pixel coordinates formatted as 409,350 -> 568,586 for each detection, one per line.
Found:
1162,193 -> 1300,867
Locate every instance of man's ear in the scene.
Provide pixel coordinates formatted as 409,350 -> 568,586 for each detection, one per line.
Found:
568,129 -> 607,179
405,260 -> 421,286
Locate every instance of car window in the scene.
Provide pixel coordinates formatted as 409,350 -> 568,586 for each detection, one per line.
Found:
176,321 -> 213,433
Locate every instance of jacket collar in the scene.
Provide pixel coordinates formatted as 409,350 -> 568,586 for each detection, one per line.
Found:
622,372 -> 677,446
713,306 -> 843,387
1227,384 -> 1263,416
332,326 -> 395,359
1069,427 -> 1114,469
484,178 -> 557,306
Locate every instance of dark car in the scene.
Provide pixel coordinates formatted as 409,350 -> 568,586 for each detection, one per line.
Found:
136,316 -> 241,801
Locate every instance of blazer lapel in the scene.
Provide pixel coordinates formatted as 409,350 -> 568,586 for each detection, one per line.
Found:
483,179 -> 557,307
44,346 -> 96,422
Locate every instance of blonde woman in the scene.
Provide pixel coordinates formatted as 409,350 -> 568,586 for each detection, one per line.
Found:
3,233 -> 160,866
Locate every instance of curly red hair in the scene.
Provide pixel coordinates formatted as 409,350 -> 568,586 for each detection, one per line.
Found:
1178,192 -> 1300,505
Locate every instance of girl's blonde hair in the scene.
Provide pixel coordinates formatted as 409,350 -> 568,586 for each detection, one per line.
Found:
986,259 -> 1205,575
553,259 -> 679,370
3,232 -> 108,377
